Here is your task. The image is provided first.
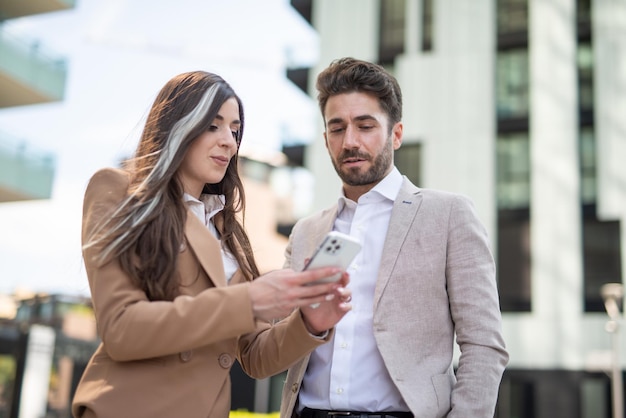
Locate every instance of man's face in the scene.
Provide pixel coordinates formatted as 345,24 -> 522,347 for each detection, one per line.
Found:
323,92 -> 402,201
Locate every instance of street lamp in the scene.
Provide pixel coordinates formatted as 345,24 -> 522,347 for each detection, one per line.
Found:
602,283 -> 624,418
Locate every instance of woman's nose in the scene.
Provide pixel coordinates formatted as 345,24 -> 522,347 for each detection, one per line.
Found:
219,127 -> 237,147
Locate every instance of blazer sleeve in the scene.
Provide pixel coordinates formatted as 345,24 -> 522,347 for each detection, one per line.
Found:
445,194 -> 509,417
236,310 -> 332,379
81,168 -> 258,361
236,215 -> 334,379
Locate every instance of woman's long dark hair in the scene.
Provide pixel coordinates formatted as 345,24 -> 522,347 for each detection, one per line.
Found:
84,71 -> 260,301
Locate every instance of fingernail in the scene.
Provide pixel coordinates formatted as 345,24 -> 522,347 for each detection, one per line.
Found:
325,294 -> 335,301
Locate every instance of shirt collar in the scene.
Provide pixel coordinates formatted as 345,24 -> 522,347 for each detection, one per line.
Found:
183,193 -> 226,221
337,166 -> 403,212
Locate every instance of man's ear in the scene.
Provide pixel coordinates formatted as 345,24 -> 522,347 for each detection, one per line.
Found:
392,122 -> 403,150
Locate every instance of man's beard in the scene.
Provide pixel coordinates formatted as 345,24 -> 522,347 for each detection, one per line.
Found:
331,137 -> 393,187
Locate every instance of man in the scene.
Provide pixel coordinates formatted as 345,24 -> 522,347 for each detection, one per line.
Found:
280,58 -> 508,418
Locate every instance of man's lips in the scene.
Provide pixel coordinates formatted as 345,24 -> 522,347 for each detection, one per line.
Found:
342,157 -> 367,166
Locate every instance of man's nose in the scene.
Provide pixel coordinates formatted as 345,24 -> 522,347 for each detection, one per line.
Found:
342,125 -> 360,148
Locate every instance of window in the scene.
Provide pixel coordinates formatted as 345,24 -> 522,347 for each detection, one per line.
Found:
581,376 -> 610,418
496,49 -> 529,119
577,0 -> 592,39
496,373 -> 535,417
497,208 -> 532,312
378,0 -> 434,64
378,0 -> 405,64
497,132 -> 531,312
394,142 -> 421,186
422,0 -> 434,51
497,0 -> 528,47
583,212 -> 623,312
497,133 -> 530,209
580,128 -> 596,204
577,43 -> 594,118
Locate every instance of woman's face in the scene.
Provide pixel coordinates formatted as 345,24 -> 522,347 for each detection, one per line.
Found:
177,97 -> 240,198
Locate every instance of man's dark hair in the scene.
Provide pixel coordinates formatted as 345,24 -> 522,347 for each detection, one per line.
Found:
316,57 -> 403,125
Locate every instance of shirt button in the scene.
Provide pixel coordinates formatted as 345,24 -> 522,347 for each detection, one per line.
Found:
340,342 -> 348,349
218,353 -> 233,369
336,388 -> 344,394
179,350 -> 193,362
291,383 -> 299,393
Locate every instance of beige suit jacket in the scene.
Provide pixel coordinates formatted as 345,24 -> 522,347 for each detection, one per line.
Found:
72,168 -> 330,418
280,177 -> 508,418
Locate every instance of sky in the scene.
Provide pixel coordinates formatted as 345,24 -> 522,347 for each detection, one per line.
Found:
0,0 -> 320,296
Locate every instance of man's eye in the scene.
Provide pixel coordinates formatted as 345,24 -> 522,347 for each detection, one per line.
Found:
360,125 -> 374,130
329,127 -> 344,133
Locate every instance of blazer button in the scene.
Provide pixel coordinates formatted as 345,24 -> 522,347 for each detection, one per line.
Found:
218,353 -> 233,369
179,350 -> 193,362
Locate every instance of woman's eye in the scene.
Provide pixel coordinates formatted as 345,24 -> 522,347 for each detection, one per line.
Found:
208,125 -> 218,132
231,130 -> 239,139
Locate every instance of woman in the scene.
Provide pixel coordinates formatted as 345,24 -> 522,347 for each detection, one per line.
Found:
72,71 -> 351,418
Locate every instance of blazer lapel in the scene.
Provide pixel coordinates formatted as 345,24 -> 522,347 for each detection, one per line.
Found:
184,208 -> 227,287
374,177 -> 422,309
312,208 -> 338,253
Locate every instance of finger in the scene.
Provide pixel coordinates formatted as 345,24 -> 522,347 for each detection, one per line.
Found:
337,272 -> 351,287
298,267 -> 343,286
338,301 -> 353,312
296,292 -> 336,309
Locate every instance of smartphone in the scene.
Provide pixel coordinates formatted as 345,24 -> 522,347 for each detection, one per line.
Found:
303,231 -> 362,283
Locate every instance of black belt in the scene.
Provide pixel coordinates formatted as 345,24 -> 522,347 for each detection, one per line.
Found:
300,408 -> 413,418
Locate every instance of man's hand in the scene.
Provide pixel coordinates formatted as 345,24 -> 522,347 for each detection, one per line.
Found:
248,267 -> 350,323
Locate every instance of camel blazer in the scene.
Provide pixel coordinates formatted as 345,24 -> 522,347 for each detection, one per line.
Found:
72,168 -> 331,418
280,177 -> 508,418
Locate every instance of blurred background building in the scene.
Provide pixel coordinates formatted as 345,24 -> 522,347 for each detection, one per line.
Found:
0,0 -> 68,203
1,1 -> 74,417
1,0 -> 625,417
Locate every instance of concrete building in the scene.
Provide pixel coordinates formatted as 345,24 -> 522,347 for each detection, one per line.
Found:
286,0 -> 626,416
0,0 -> 74,202
1,1 -> 75,416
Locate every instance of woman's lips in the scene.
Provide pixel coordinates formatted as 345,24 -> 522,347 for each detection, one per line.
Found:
211,156 -> 230,166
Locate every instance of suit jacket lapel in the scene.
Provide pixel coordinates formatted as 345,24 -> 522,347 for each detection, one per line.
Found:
374,177 -> 422,310
184,208 -> 227,287
313,208 -> 338,252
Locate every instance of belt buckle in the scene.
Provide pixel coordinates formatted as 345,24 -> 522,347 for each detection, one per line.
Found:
327,413 -> 353,417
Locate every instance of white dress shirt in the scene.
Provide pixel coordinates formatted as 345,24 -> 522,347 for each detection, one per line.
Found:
299,167 -> 410,412
184,193 -> 239,282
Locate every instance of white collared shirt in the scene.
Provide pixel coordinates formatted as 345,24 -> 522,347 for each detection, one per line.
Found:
299,167 -> 410,412
183,193 -> 239,282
